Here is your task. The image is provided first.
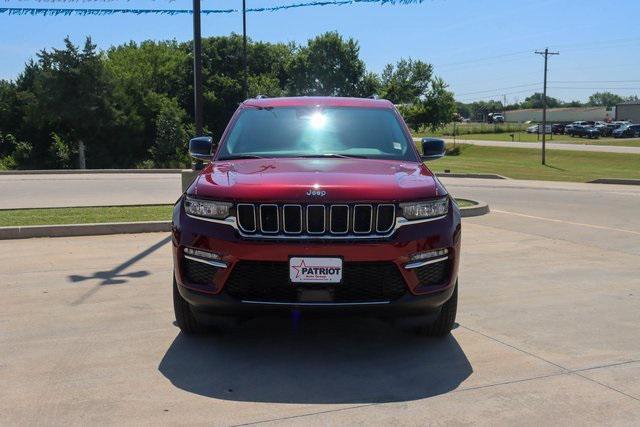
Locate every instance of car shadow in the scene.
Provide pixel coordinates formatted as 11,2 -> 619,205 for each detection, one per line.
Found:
158,316 -> 472,404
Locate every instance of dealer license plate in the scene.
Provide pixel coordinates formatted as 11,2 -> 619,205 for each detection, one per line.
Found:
289,257 -> 343,284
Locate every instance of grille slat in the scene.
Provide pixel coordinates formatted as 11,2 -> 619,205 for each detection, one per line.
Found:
237,203 -> 396,238
283,205 -> 302,234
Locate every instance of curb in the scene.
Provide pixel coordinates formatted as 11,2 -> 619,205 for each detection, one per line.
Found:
436,172 -> 508,180
0,169 -> 181,175
458,200 -> 490,218
588,178 -> 640,186
0,221 -> 171,240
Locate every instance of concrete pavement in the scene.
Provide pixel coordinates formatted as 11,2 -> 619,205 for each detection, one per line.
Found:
1,178 -> 639,424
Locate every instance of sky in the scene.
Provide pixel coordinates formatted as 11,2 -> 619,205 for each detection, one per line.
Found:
1,0 -> 639,103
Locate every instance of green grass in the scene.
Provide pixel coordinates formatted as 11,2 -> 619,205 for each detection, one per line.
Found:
430,144 -> 640,182
446,132 -> 640,147
454,199 -> 475,208
0,205 -> 173,227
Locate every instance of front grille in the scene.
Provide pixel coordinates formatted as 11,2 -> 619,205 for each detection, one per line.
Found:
415,260 -> 449,287
183,258 -> 220,285
236,203 -> 396,238
225,261 -> 407,303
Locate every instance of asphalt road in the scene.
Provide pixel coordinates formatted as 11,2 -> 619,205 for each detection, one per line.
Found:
1,178 -> 639,425
0,173 -> 182,209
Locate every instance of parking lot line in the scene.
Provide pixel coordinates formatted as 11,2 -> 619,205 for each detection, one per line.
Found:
492,209 -> 640,236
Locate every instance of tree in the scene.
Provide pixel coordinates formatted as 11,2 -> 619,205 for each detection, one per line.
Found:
588,92 -> 625,107
379,59 -> 432,104
287,32 -> 367,96
149,97 -> 189,168
521,92 -> 560,109
400,78 -> 456,132
24,37 -> 116,168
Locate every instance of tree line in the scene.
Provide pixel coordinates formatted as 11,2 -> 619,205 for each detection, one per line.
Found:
0,32 -> 455,170
457,92 -> 638,122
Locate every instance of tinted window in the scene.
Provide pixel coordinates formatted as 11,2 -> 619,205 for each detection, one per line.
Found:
218,107 -> 416,161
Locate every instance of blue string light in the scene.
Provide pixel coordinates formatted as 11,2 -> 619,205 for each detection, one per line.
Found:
0,0 -> 424,16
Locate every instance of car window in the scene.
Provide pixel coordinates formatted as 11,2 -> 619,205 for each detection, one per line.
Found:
219,106 -> 416,161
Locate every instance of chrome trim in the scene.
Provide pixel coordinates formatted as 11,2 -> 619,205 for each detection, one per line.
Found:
353,204 -> 373,234
404,255 -> 449,270
236,203 -> 256,233
329,204 -> 349,234
259,204 -> 279,234
184,254 -> 228,269
376,204 -> 396,233
186,212 -> 446,240
306,204 -> 326,234
240,300 -> 390,306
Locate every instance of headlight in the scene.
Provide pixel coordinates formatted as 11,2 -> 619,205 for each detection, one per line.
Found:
184,197 -> 232,219
400,197 -> 449,220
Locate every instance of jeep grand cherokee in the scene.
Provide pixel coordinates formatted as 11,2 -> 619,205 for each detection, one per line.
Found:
172,97 -> 461,336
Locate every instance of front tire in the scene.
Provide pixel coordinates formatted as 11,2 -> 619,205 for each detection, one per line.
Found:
417,282 -> 458,337
173,275 -> 204,334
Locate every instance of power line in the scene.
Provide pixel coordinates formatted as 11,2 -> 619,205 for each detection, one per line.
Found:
549,80 -> 640,84
454,83 -> 540,97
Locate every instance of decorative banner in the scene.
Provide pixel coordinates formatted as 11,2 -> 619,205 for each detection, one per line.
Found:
1,0 -> 424,16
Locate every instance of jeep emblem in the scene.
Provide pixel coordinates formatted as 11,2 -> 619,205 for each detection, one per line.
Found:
306,189 -> 327,197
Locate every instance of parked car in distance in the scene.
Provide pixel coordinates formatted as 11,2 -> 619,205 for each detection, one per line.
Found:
571,120 -> 595,127
552,123 -> 566,134
566,125 -> 600,139
599,123 -> 620,137
613,124 -> 640,138
527,124 -> 552,134
172,96 -> 461,337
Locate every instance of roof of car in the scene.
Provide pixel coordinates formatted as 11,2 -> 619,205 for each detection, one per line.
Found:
242,96 -> 395,109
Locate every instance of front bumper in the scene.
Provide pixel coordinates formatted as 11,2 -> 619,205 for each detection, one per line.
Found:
171,199 -> 461,317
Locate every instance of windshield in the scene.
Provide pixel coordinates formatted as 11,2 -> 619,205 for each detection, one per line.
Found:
218,107 -> 417,161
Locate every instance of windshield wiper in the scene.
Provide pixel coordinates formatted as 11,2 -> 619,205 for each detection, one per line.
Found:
298,153 -> 369,159
218,154 -> 266,160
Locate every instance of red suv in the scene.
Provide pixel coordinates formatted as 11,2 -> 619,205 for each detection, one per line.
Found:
172,97 -> 461,336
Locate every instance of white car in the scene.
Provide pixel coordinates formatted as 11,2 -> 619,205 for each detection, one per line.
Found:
526,124 -> 552,134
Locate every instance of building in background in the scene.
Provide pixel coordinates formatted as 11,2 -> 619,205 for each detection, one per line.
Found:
503,107 -> 615,123
615,101 -> 640,123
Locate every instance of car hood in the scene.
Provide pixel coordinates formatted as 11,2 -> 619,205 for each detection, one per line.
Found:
190,158 -> 446,202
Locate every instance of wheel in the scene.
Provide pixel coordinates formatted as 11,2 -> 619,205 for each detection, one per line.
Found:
173,274 -> 204,334
417,282 -> 458,337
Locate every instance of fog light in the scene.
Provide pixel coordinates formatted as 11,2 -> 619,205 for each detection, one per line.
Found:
410,248 -> 448,262
184,247 -> 221,260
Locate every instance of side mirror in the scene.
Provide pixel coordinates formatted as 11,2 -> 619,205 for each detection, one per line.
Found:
189,136 -> 216,162
420,137 -> 446,161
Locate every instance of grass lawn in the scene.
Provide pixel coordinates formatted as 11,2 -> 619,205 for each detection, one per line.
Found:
454,199 -> 475,208
446,132 -> 640,147
430,144 -> 640,182
0,205 -> 173,227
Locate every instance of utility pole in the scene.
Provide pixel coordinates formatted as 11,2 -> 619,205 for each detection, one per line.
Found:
192,0 -> 204,136
535,48 -> 559,165
242,0 -> 248,99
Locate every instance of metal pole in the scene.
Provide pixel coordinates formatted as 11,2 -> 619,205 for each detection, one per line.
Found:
242,0 -> 248,99
541,48 -> 548,165
535,48 -> 559,165
193,0 -> 204,136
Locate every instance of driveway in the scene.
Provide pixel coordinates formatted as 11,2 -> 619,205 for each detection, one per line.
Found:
2,179 -> 639,424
